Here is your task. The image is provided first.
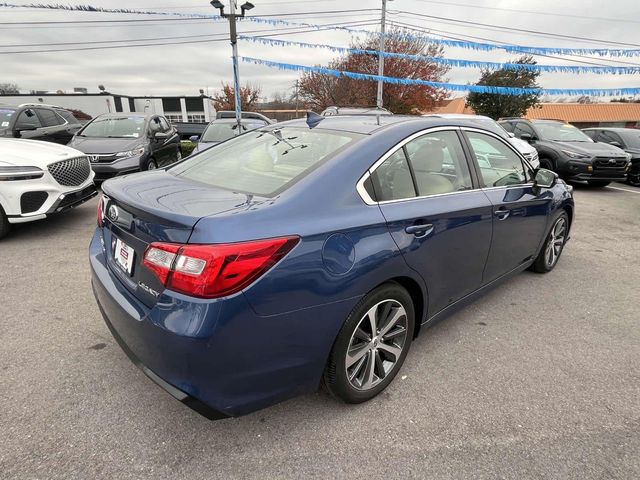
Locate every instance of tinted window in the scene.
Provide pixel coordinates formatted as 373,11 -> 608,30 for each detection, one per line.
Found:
56,109 -> 79,124
171,127 -> 361,197
500,121 -> 515,133
15,109 -> 42,129
583,129 -> 597,140
0,108 -> 16,128
598,130 -> 624,147
467,131 -> 529,187
36,108 -> 64,127
80,116 -> 146,138
513,122 -> 536,139
405,131 -> 472,195
370,149 -> 416,201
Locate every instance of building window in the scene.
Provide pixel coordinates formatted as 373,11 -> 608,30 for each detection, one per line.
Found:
187,114 -> 206,123
164,114 -> 183,124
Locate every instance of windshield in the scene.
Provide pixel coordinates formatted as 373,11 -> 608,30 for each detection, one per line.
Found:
79,116 -> 146,138
0,108 -> 16,129
201,121 -> 265,143
536,122 -> 593,142
171,127 -> 362,196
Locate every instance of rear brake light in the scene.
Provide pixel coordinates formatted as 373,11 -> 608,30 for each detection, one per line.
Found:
96,196 -> 104,227
143,236 -> 299,299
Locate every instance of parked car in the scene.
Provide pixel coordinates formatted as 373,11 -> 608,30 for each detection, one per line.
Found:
0,138 -> 96,239
499,118 -> 629,187
321,106 -> 393,116
68,113 -> 181,182
0,103 -> 82,145
425,113 -> 540,168
189,117 -> 271,153
90,115 -> 574,419
582,127 -> 640,187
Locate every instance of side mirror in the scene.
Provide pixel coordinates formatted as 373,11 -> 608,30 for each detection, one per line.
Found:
520,133 -> 534,143
534,168 -> 558,189
189,135 -> 199,142
153,131 -> 169,140
609,141 -> 622,148
507,132 -> 515,138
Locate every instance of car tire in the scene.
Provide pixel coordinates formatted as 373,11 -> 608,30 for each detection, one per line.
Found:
323,282 -> 415,404
539,157 -> 555,171
0,204 -> 10,240
627,173 -> 640,187
531,211 -> 569,273
145,158 -> 158,171
587,180 -> 610,187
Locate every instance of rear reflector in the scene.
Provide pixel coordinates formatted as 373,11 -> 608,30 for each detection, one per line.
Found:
143,236 -> 299,299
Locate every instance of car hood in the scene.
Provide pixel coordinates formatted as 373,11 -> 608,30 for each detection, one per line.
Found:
68,135 -> 145,154
0,138 -> 86,168
545,140 -> 628,157
508,137 -> 537,155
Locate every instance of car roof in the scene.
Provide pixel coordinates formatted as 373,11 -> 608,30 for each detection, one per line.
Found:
209,118 -> 267,124
583,127 -> 635,132
426,113 -> 492,121
95,113 -> 152,119
270,115 -> 501,135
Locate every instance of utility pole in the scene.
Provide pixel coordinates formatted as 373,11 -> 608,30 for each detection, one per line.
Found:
376,0 -> 390,109
211,1 -> 254,131
295,79 -> 299,117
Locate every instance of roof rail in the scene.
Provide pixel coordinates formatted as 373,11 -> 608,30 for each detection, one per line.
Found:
18,102 -> 65,109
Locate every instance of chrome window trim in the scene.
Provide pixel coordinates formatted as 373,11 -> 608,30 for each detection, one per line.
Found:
355,125 -> 535,206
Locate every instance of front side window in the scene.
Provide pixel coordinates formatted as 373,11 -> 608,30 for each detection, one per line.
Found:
171,127 -> 361,197
15,109 -> 42,129
466,131 -> 529,187
598,130 -> 624,147
513,122 -> 536,139
80,116 -> 146,138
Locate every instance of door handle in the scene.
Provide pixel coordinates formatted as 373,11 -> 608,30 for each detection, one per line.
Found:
405,223 -> 434,238
494,208 -> 510,220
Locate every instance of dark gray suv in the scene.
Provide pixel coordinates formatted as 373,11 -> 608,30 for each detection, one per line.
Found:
0,103 -> 82,144
68,113 -> 181,182
500,118 -> 629,187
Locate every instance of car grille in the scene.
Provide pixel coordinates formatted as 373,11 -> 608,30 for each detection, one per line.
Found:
87,153 -> 118,164
594,157 -> 627,169
47,156 -> 91,186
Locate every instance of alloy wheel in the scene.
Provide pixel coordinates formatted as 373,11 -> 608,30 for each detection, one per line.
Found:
147,161 -> 157,171
345,299 -> 408,391
545,217 -> 567,268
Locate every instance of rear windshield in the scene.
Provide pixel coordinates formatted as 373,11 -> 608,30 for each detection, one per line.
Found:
80,116 -> 146,138
171,127 -> 362,196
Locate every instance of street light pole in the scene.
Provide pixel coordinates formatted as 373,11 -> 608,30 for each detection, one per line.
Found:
376,0 -> 387,109
211,1 -> 254,131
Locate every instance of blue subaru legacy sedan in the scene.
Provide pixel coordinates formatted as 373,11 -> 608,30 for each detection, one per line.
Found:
90,114 -> 574,419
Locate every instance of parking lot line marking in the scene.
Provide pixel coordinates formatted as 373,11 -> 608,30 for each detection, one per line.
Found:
606,185 -> 640,195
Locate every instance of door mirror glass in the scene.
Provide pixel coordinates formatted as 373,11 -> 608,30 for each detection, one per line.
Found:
519,133 -> 533,142
189,135 -> 199,142
534,168 -> 558,188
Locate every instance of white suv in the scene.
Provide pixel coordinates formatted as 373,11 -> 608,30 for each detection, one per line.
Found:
0,138 -> 96,239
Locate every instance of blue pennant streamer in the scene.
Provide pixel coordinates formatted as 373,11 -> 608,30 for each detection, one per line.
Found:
240,56 -> 640,97
239,36 -> 640,75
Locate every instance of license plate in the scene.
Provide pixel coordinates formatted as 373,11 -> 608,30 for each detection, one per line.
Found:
114,237 -> 135,275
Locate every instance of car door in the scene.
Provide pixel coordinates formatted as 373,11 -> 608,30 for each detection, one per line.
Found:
12,108 -> 46,141
366,128 -> 494,316
462,128 -> 553,283
35,108 -> 71,144
158,116 -> 180,164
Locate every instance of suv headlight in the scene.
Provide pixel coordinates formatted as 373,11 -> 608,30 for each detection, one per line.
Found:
115,146 -> 146,158
0,166 -> 44,181
561,149 -> 591,160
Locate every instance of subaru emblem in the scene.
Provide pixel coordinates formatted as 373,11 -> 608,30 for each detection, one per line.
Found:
108,205 -> 119,222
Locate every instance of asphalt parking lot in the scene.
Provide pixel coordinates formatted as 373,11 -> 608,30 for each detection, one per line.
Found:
1,184 -> 639,479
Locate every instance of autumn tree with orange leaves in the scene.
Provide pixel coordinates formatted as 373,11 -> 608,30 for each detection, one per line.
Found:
299,29 -> 450,114
212,83 -> 262,111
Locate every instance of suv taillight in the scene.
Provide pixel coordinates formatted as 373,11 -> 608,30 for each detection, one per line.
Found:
143,236 -> 299,299
96,195 -> 104,227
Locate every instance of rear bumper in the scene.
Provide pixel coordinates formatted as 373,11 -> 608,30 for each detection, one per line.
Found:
89,229 -> 357,418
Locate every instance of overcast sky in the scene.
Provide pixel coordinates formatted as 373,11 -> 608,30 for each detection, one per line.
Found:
1,0 -> 639,100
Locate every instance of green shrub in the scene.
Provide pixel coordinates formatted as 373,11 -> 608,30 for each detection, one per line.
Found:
180,140 -> 196,157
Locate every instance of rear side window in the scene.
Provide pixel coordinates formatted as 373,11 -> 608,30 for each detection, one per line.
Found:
171,127 -> 361,196
36,108 -> 64,127
56,109 -> 79,124
370,149 -> 416,201
15,109 -> 42,129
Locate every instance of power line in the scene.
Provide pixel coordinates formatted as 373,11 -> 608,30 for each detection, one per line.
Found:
411,0 -> 640,25
392,9 -> 640,48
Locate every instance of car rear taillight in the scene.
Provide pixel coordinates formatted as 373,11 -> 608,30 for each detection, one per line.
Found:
96,195 -> 104,227
142,236 -> 300,299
